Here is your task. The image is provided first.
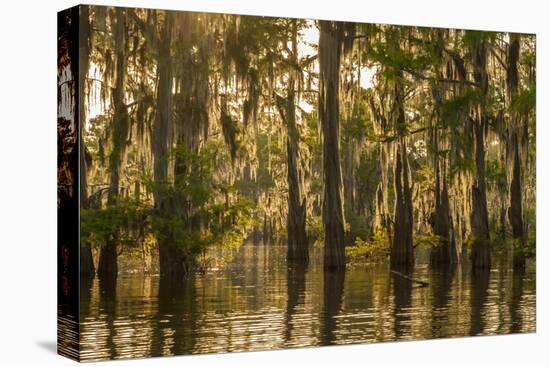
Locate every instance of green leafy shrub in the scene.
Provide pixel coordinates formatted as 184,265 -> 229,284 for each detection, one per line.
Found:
414,234 -> 444,248
346,230 -> 390,261
148,145 -> 256,257
81,197 -> 150,248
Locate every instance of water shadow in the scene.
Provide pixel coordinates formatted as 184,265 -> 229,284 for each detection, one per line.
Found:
392,271 -> 413,339
429,265 -> 456,337
320,269 -> 345,345
284,263 -> 308,344
509,266 -> 525,333
152,275 -> 197,357
470,269 -> 490,335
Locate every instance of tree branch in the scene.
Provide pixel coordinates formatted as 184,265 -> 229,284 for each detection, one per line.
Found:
403,68 -> 478,88
367,125 -> 428,143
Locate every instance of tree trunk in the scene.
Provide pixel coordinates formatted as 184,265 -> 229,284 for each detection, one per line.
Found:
97,243 -> 118,278
469,39 -> 491,271
391,82 -> 414,272
429,32 -> 457,266
431,158 -> 457,265
470,119 -> 491,270
506,34 -> 526,269
284,92 -> 308,264
277,20 -> 308,265
98,8 -> 127,280
510,141 -> 525,268
319,21 -> 346,270
374,144 -> 391,240
392,140 -> 414,271
430,111 -> 457,265
152,13 -> 189,279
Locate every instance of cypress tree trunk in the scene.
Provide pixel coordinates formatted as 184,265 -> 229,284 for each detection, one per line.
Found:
429,31 -> 457,266
431,155 -> 456,265
368,93 -> 390,236
98,8 -> 128,279
283,88 -> 308,264
470,120 -> 491,270
506,34 -> 526,269
448,45 -> 470,262
392,140 -> 414,271
286,68 -> 308,263
430,114 -> 456,263
469,39 -> 491,271
153,13 -> 189,279
319,21 -> 345,270
278,20 -> 308,265
510,142 -> 524,267
97,240 -> 118,279
374,145 -> 391,244
391,82 -> 414,271
430,124 -> 451,265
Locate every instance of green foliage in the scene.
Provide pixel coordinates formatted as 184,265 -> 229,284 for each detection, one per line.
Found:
523,207 -> 536,259
86,114 -> 110,166
450,156 -> 475,177
150,213 -> 202,255
485,158 -> 507,191
147,145 -> 256,256
463,235 -> 494,252
345,231 -> 390,261
345,211 -> 371,242
415,166 -> 435,194
207,198 -> 256,248
303,111 -> 322,164
511,237 -> 536,259
308,215 -> 324,248
414,234 -> 444,248
462,30 -> 497,48
511,86 -> 536,115
441,87 -> 480,128
173,144 -> 213,206
151,197 -> 255,256
481,236 -> 535,260
255,132 -> 278,190
343,98 -> 371,139
81,197 -> 150,248
221,111 -> 241,161
367,38 -> 432,81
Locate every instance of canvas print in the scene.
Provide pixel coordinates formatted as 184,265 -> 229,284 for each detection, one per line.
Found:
57,5 -> 536,362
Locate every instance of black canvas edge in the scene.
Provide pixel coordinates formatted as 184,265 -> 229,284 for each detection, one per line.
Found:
57,5 -> 83,362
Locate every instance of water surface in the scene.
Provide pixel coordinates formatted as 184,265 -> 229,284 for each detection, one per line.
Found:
79,245 -> 536,361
